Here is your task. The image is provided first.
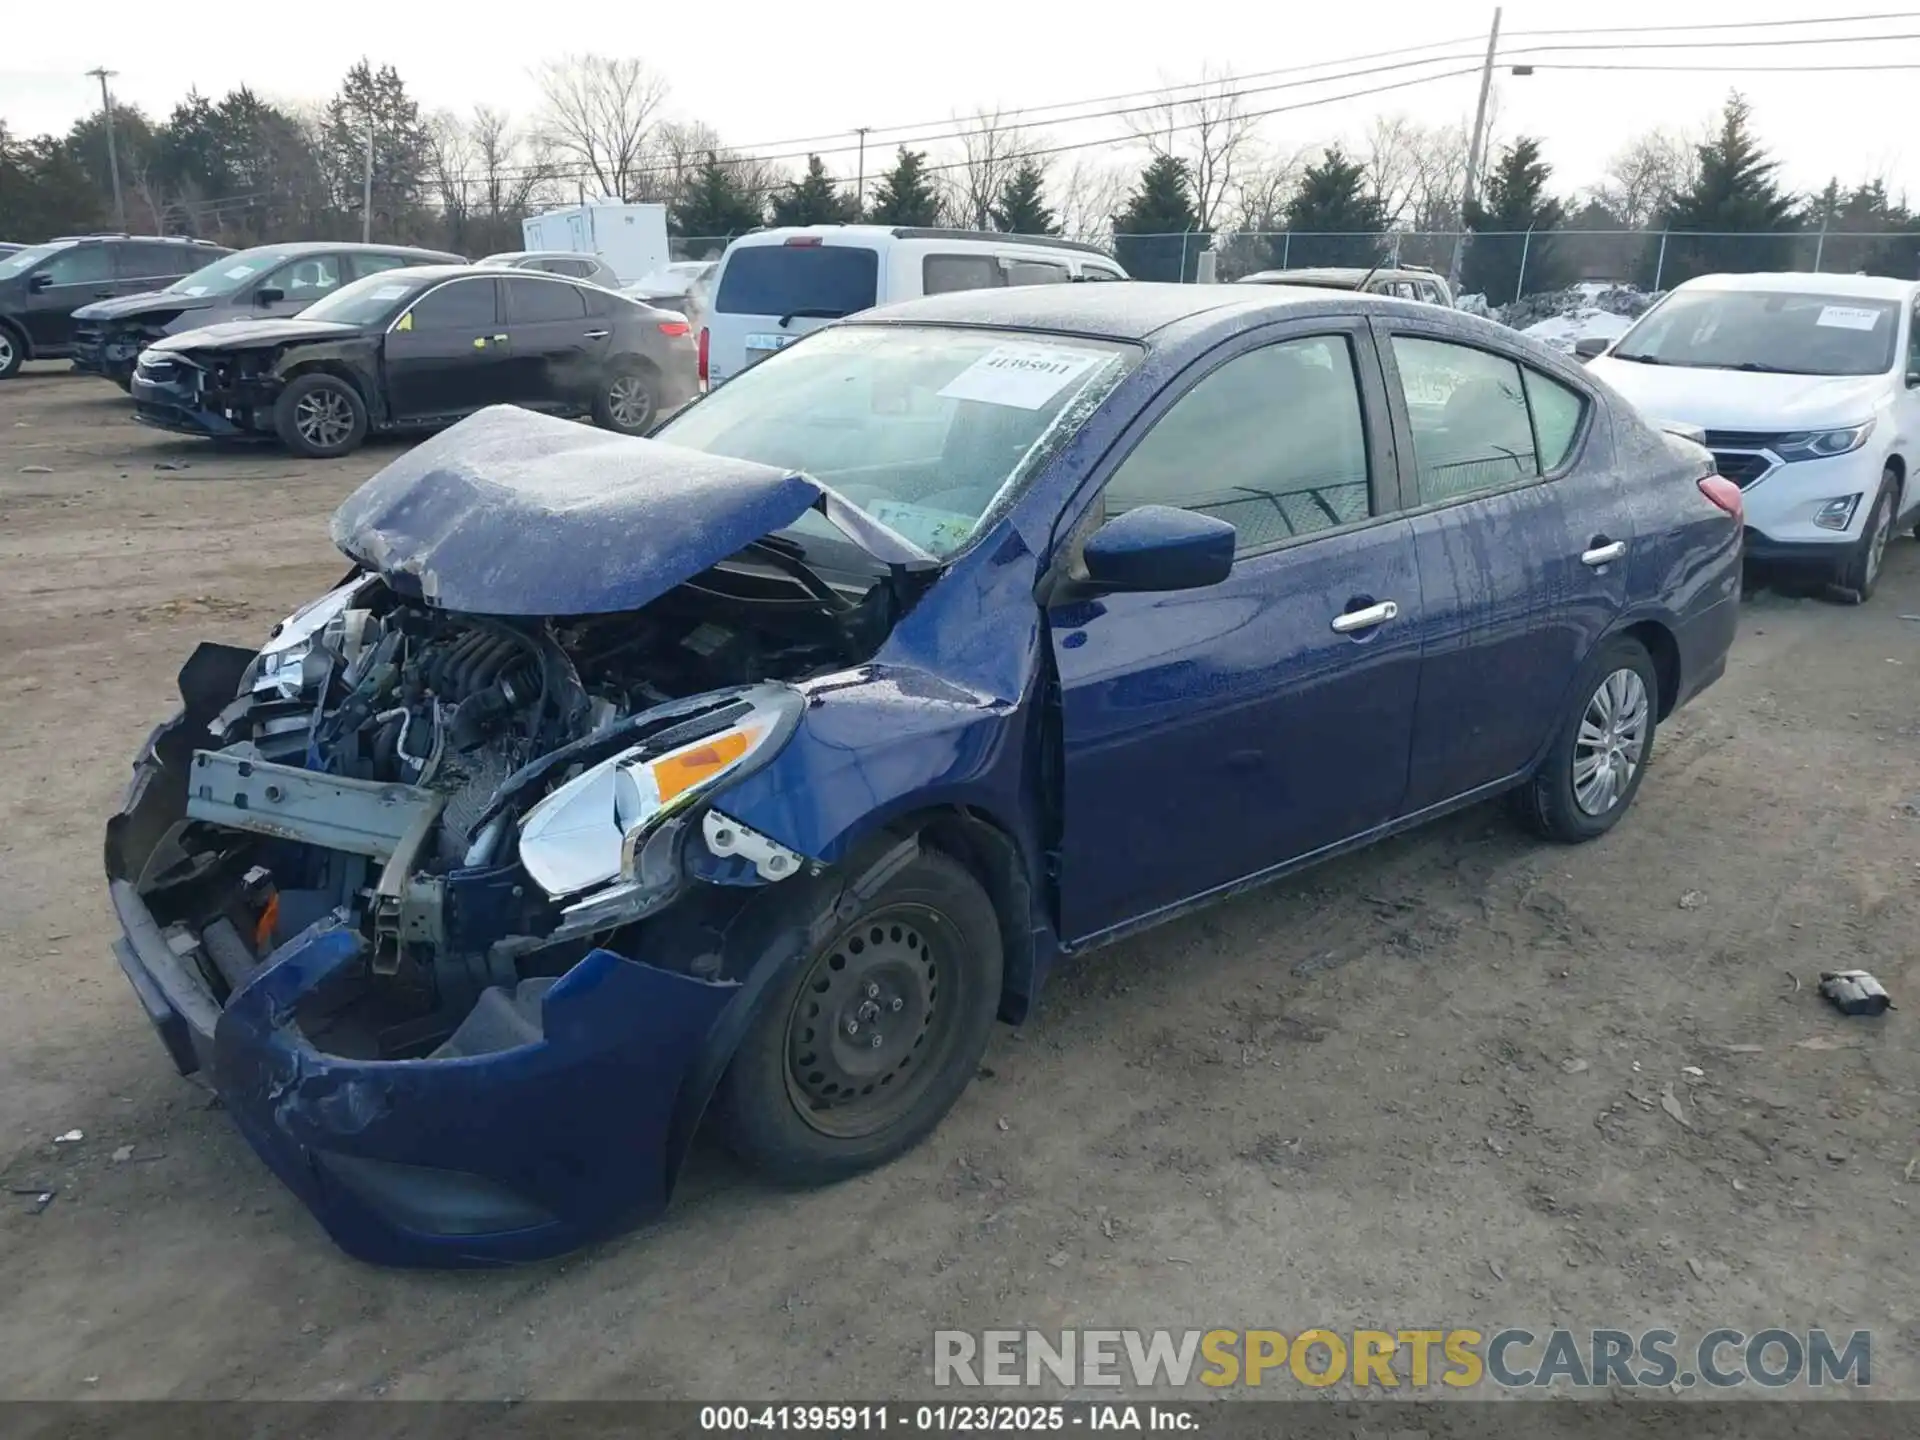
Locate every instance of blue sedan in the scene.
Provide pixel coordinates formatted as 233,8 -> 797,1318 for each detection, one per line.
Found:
104,284 -> 1742,1265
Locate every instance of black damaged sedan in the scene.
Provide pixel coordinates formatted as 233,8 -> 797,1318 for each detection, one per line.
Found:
130,265 -> 697,458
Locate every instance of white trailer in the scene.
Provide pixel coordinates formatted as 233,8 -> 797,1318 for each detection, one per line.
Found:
519,202 -> 671,284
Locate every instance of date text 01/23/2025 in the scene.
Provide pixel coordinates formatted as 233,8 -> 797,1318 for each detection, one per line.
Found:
698,1404 -> 1201,1432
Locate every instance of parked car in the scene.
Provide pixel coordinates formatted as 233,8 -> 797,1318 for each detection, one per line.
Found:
0,242 -> 23,258
128,265 -> 697,458
1238,265 -> 1455,307
0,234 -> 231,379
479,250 -> 624,291
622,259 -> 718,318
71,242 -> 464,390
702,224 -> 1127,387
105,283 -> 1740,1265
1585,271 -> 1920,603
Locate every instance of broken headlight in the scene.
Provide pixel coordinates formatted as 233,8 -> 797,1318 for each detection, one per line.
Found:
516,685 -> 802,903
239,575 -> 375,697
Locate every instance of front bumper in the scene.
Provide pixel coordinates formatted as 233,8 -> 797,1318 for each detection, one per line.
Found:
70,325 -> 141,383
130,366 -> 254,440
1729,448 -> 1882,551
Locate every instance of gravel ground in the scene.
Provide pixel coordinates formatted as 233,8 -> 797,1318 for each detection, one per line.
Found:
0,362 -> 1915,1402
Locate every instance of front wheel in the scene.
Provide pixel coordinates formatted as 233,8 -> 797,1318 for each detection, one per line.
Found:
1833,468 -> 1898,604
714,848 -> 1003,1186
0,325 -> 23,380
274,372 -> 367,458
1517,636 -> 1659,843
593,363 -> 658,435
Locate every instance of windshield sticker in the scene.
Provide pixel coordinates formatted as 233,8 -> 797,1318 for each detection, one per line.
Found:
180,286 -> 209,297
1816,305 -> 1882,331
864,500 -> 978,553
223,265 -> 258,280
370,284 -> 411,300
936,345 -> 1106,410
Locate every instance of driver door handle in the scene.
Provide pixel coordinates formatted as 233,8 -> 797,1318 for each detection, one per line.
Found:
1582,540 -> 1627,566
1331,600 -> 1399,633
583,328 -> 610,339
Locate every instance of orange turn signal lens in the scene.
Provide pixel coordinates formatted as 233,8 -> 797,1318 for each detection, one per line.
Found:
649,728 -> 753,804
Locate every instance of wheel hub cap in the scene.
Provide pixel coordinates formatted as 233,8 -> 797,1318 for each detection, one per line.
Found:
297,391 -> 352,447
1573,668 -> 1649,817
609,377 -> 652,428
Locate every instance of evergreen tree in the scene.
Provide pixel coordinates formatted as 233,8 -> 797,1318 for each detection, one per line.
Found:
1462,136 -> 1568,302
1112,155 -> 1202,280
322,60 -> 432,241
1804,177 -> 1920,278
989,159 -> 1057,234
672,152 -> 765,240
770,154 -> 860,227
1659,93 -> 1799,284
1280,147 -> 1385,268
867,148 -> 941,226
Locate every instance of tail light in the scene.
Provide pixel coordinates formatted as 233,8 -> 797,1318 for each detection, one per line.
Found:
697,326 -> 709,384
657,319 -> 690,338
1698,475 -> 1743,522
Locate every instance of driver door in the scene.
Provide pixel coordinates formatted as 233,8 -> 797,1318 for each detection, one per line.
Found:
24,245 -> 115,351
1047,321 -> 1423,944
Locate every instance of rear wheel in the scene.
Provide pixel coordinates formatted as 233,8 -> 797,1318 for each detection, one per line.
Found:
715,849 -> 1003,1186
1833,468 -> 1898,604
0,324 -> 23,380
593,363 -> 658,435
274,372 -> 367,458
1517,636 -> 1659,843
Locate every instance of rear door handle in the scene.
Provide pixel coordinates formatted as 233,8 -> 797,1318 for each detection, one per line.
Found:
492,333 -> 509,342
1331,600 -> 1399,633
1582,540 -> 1627,566
583,329 -> 610,339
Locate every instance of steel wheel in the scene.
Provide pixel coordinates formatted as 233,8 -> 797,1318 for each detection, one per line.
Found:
294,387 -> 355,450
606,373 -> 655,430
782,905 -> 961,1140
1573,668 -> 1650,817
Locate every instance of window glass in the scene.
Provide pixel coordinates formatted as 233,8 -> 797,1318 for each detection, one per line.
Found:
508,276 -> 587,322
1391,336 -> 1538,504
1004,259 -> 1070,287
713,244 -> 878,317
1078,266 -> 1123,282
1522,368 -> 1587,471
1104,335 -> 1373,552
41,245 -> 111,285
923,254 -> 1004,295
406,278 -> 498,331
265,254 -> 342,302
120,243 -> 197,279
1611,288 -> 1899,377
349,253 -> 411,280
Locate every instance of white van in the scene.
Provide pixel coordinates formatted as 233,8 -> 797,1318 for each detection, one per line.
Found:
700,225 -> 1127,387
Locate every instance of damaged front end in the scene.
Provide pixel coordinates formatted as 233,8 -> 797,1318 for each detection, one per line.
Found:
130,345 -> 287,439
103,413 -> 932,1264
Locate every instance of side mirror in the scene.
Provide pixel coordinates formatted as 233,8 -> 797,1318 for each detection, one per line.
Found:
1906,371 -> 1920,390
1081,505 -> 1236,593
255,286 -> 285,306
1573,336 -> 1610,361
27,272 -> 52,293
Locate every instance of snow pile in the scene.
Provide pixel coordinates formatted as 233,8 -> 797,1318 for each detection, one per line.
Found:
1491,283 -> 1661,356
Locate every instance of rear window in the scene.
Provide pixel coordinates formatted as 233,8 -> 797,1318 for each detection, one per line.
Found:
715,244 -> 878,318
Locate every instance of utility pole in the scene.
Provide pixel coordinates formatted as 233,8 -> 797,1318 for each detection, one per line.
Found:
360,108 -> 376,243
87,67 -> 126,234
1447,5 -> 1502,289
853,126 -> 871,215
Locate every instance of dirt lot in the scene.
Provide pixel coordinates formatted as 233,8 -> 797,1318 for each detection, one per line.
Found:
0,362 -> 1916,1402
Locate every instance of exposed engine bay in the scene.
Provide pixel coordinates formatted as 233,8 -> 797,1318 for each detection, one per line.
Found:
130,555 -> 892,1061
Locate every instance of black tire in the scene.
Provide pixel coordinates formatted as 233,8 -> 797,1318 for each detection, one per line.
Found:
1832,467 -> 1898,605
715,848 -> 1003,1186
1516,636 -> 1660,843
274,372 -> 368,458
0,323 -> 24,380
112,371 -> 133,394
593,362 -> 658,435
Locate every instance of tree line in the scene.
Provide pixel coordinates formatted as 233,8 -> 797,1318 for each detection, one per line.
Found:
6,60 -> 1917,297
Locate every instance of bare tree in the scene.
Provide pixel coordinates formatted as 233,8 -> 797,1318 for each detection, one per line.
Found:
534,55 -> 669,201
946,109 -> 1033,230
469,104 -> 556,221
1052,154 -> 1132,246
1127,68 -> 1256,232
1228,143 -> 1311,232
635,118 -> 724,207
1593,126 -> 1702,230
425,108 -> 477,246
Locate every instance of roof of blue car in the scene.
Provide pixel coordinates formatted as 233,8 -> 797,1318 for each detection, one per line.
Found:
857,281 -> 1357,341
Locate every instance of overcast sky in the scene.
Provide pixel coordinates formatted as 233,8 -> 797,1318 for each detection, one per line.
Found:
4,1 -> 1915,205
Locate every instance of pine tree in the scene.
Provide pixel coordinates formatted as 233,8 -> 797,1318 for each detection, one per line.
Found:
1112,155 -> 1201,280
322,61 -> 432,242
1462,136 -> 1568,302
1659,94 -> 1799,285
672,152 -> 765,240
866,148 -> 940,226
1281,147 -> 1386,269
770,154 -> 861,227
989,160 -> 1057,235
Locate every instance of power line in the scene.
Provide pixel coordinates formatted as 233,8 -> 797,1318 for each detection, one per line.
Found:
1527,60 -> 1920,72
1502,10 -> 1920,37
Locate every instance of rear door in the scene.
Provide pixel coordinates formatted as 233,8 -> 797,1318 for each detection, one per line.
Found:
383,276 -> 512,420
1049,320 -> 1423,943
500,275 -> 603,407
1373,321 -> 1630,812
116,242 -> 197,296
705,239 -> 879,385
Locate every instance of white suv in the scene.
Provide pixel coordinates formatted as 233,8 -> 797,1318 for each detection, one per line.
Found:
1588,271 -> 1920,601
700,225 -> 1127,388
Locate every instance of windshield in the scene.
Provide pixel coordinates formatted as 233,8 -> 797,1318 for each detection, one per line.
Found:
1612,289 -> 1901,376
165,249 -> 287,298
655,324 -> 1139,557
0,243 -> 71,280
297,272 -> 419,326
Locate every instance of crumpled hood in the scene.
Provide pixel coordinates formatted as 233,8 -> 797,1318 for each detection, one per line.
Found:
1588,358 -> 1886,431
155,317 -> 360,353
72,290 -> 213,323
331,405 -> 833,615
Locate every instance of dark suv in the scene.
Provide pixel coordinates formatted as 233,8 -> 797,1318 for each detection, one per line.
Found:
0,235 -> 232,379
